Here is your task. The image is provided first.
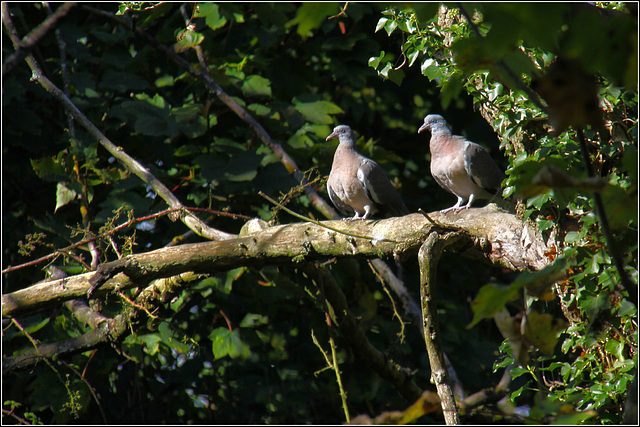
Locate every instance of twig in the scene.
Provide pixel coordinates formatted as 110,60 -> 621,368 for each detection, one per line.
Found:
311,331 -> 350,422
2,206 -> 246,275
368,260 -> 406,342
2,4 -> 234,242
2,2 -> 76,76
117,292 -> 158,319
309,265 -> 423,403
58,359 -> 108,424
218,309 -> 233,332
329,336 -> 350,423
259,191 -> 400,243
328,2 -> 349,20
1,408 -> 33,425
80,4 -> 339,222
4,272 -> 204,372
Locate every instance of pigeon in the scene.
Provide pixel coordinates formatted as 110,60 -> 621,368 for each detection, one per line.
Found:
418,114 -> 505,212
326,125 -> 409,220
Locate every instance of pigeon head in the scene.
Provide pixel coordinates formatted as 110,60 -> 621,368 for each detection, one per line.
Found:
326,125 -> 354,143
418,114 -> 450,134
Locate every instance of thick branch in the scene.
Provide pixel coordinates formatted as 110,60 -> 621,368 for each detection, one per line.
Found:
3,315 -> 124,372
4,208 -> 549,318
3,272 -> 203,372
418,232 -> 463,424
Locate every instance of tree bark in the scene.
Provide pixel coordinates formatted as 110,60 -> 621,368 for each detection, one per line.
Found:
3,207 -> 549,318
418,232 -> 464,424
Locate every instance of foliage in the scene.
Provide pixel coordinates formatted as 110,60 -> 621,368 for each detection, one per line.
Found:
2,2 -> 637,425
372,2 -> 637,423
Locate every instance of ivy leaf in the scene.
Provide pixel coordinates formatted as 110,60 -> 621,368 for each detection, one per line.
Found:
375,17 -> 389,33
421,58 -> 441,80
383,18 -> 398,36
210,327 -> 250,360
368,51 -> 386,69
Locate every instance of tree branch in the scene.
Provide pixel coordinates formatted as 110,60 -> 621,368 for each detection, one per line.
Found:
418,232 -> 464,424
3,272 -> 204,372
3,208 -> 550,318
1,4 -> 234,242
310,265 -> 424,403
2,2 -> 76,77
81,4 -> 339,221
78,4 -> 424,362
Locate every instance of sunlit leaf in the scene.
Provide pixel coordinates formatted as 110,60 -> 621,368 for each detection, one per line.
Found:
195,3 -> 228,30
55,182 -> 77,212
286,3 -> 339,38
210,327 -> 250,360
241,75 -> 272,98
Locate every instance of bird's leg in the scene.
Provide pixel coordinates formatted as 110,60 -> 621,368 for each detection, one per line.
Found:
441,196 -> 465,214
460,193 -> 476,210
361,205 -> 374,220
345,211 -> 363,221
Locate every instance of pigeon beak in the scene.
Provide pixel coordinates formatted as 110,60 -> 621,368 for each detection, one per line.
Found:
326,131 -> 338,141
418,123 -> 429,134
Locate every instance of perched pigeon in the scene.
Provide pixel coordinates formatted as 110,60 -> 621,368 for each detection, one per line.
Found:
326,125 -> 409,220
418,114 -> 505,213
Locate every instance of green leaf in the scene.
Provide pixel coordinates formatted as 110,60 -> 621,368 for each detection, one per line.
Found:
175,29 -> 204,50
412,3 -> 440,24
510,384 -> 526,402
286,3 -> 339,38
172,104 -> 207,138
375,17 -> 389,33
195,3 -> 227,30
138,334 -> 162,355
600,184 -> 637,229
468,258 -> 569,328
440,71 -> 465,109
383,18 -> 398,36
582,291 -> 610,321
368,51 -> 385,69
523,311 -> 567,355
55,182 -> 77,212
100,70 -> 148,92
616,299 -> 636,317
240,313 -> 269,328
293,99 -> 343,124
241,75 -> 272,98
115,94 -> 179,137
155,75 -> 174,87
468,283 -> 519,328
551,411 -> 597,425
224,149 -> 261,182
209,327 -> 250,360
30,156 -> 67,182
